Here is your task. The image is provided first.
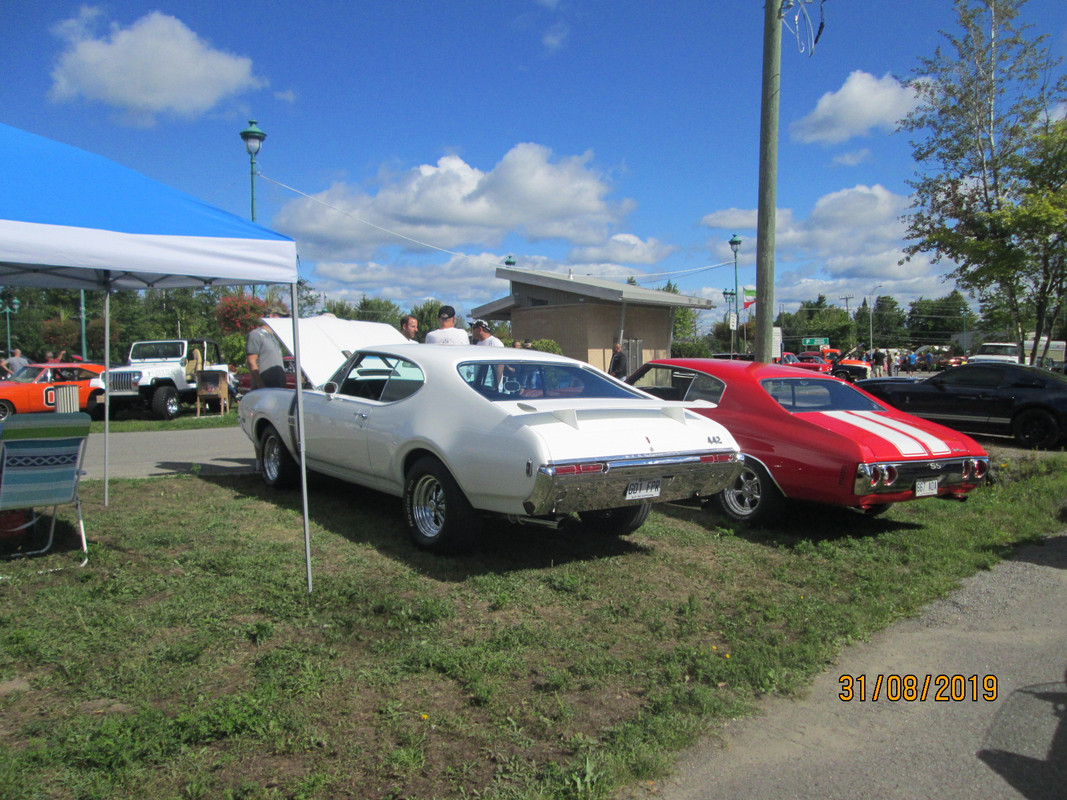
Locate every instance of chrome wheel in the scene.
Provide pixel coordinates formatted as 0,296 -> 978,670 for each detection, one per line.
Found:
715,462 -> 784,524
403,457 -> 480,553
259,425 -> 297,488
409,473 -> 446,540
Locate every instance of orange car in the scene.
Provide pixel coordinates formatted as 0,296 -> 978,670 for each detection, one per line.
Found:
0,362 -> 106,421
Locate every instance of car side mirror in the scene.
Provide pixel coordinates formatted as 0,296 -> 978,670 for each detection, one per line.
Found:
324,382 -> 339,396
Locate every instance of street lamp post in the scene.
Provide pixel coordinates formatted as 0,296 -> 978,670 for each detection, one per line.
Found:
723,289 -> 737,353
0,295 -> 20,357
239,120 -> 266,222
729,235 -> 742,352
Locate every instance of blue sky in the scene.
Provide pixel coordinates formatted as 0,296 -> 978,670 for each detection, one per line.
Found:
3,1 -> 1066,331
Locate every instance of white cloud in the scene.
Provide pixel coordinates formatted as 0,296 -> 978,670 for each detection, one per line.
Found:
542,22 -> 570,51
568,233 -> 676,265
832,149 -> 871,167
695,184 -> 956,312
275,143 -> 629,261
49,8 -> 265,125
790,71 -> 918,145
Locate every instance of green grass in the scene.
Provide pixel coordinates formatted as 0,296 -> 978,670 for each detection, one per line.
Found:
1,454 -> 1064,799
89,407 -> 240,434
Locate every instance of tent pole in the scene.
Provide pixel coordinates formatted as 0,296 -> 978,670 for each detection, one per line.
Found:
103,290 -> 111,506
290,283 -> 313,594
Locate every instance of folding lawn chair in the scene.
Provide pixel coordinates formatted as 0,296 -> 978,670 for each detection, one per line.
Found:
0,412 -> 91,564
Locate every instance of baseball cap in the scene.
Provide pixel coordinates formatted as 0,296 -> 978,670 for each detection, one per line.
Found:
471,318 -> 490,330
438,305 -> 456,319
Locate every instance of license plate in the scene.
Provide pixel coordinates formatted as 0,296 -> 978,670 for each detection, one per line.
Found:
625,478 -> 661,501
915,478 -> 939,497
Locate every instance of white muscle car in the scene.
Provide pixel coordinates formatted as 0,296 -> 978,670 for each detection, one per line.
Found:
239,317 -> 743,553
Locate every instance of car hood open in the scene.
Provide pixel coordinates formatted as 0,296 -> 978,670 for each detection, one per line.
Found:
265,315 -> 411,387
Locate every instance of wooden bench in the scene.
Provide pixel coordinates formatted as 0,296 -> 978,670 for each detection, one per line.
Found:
0,412 -> 91,563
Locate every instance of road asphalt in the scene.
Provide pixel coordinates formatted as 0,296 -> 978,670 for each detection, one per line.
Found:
621,536 -> 1067,800
79,428 -> 1066,799
81,425 -> 255,479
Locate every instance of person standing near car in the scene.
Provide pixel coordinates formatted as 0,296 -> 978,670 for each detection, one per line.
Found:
609,341 -> 628,379
471,319 -> 503,347
399,314 -> 419,341
1,348 -> 29,377
424,305 -> 469,345
246,304 -> 287,389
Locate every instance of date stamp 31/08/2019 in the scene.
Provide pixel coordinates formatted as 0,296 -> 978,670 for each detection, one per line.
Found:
838,674 -> 998,702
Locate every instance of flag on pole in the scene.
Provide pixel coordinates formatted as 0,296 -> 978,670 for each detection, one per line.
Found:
743,288 -> 757,309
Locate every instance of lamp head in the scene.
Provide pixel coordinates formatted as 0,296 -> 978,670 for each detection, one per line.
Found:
729,234 -> 742,255
240,120 -> 266,156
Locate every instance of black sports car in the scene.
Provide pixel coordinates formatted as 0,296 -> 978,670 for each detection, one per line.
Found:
858,363 -> 1067,449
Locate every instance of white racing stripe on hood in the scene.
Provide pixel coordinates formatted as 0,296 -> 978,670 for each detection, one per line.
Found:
821,410 -> 952,457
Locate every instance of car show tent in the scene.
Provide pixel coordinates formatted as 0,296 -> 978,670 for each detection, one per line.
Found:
0,122 -> 319,590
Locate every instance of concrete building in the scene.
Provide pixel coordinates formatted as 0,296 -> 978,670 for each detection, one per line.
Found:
471,267 -> 714,373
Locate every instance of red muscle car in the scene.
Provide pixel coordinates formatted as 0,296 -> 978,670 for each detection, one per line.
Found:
628,358 -> 990,524
0,362 -> 106,421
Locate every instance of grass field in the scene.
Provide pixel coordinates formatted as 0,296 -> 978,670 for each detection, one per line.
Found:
1,451 -> 1064,799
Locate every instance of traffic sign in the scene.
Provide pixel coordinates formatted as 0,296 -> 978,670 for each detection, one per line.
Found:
802,337 -> 830,346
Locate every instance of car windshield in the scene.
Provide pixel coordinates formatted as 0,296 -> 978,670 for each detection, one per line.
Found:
762,377 -> 883,413
459,361 -> 641,401
130,341 -> 184,360
8,366 -> 45,383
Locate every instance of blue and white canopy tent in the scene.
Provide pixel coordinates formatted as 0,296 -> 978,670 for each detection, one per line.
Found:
0,122 -> 316,589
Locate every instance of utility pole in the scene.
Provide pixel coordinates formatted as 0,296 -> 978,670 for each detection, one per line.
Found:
753,0 -> 781,363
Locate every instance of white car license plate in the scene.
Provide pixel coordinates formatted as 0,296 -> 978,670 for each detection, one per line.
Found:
625,478 -> 661,501
915,478 -> 939,497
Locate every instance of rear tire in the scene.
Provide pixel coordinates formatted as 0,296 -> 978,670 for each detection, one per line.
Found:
0,400 -> 14,422
403,457 -> 480,553
578,503 -> 651,536
1012,408 -> 1061,449
715,461 -> 785,524
151,385 -> 180,420
260,424 -> 298,489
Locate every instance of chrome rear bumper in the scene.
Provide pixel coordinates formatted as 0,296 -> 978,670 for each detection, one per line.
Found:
853,456 -> 990,496
524,451 -> 743,515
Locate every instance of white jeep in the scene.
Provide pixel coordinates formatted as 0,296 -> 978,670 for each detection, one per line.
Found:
106,339 -> 233,419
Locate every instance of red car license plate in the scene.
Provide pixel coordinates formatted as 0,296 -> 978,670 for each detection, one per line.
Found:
915,478 -> 939,497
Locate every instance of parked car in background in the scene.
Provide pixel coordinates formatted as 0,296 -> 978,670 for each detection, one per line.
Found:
240,317 -> 743,552
627,358 -> 989,524
859,362 -> 1067,449
779,351 -> 831,374
106,338 -> 235,419
711,352 -> 755,361
0,362 -> 105,421
236,356 -> 312,396
796,351 -> 868,381
937,353 -> 967,370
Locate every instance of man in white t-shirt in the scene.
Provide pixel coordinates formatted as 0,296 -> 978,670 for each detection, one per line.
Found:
424,305 -> 470,345
471,319 -> 504,347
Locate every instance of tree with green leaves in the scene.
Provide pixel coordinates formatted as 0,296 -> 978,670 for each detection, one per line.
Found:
899,0 -> 1066,359
662,280 -> 698,343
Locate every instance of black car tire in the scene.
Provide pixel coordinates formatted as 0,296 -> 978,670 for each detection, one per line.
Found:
578,503 -> 651,536
403,457 -> 480,553
151,385 -> 180,420
715,461 -> 785,524
1011,408 -> 1061,449
832,369 -> 853,382
260,424 -> 298,489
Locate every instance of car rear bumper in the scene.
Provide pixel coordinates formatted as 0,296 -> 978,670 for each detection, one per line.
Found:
853,457 -> 990,498
525,451 -> 744,515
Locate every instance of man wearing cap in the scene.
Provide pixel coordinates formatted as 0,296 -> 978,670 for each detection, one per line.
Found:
471,319 -> 503,347
424,305 -> 469,345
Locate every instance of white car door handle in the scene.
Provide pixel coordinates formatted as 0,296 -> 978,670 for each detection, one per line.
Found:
356,412 -> 369,419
